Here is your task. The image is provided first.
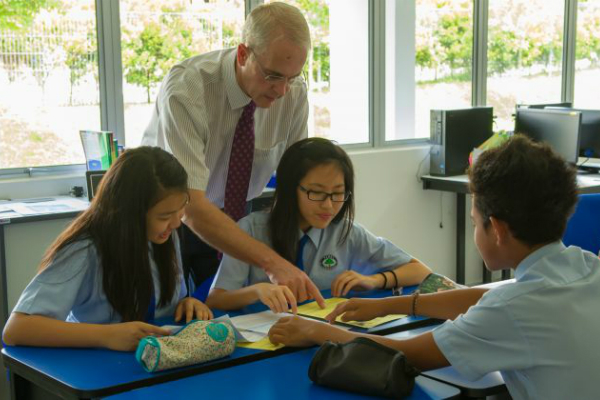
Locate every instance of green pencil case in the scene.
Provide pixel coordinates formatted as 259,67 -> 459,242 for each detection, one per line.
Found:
135,320 -> 236,372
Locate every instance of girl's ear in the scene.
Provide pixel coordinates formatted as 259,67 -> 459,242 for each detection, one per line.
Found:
489,216 -> 511,247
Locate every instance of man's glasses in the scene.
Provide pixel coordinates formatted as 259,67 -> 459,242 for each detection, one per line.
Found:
249,48 -> 305,85
299,185 -> 351,202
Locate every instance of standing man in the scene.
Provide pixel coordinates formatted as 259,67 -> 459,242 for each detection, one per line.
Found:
142,2 -> 324,310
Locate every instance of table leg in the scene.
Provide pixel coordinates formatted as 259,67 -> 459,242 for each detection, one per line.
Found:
456,193 -> 466,284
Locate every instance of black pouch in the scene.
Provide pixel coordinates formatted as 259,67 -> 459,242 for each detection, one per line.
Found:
308,337 -> 420,398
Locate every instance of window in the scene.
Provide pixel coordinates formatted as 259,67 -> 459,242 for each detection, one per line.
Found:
266,0 -> 369,145
575,0 -> 600,108
487,0 -> 565,131
119,0 -> 245,147
386,0 -> 473,141
1,0 -> 598,177
0,0 -> 99,170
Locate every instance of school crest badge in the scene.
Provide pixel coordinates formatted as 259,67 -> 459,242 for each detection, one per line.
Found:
320,254 -> 338,269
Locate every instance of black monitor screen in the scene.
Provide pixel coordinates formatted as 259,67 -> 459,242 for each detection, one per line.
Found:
515,109 -> 582,164
546,108 -> 600,158
86,170 -> 106,201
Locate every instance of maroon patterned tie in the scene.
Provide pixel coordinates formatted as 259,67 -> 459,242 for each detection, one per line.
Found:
224,101 -> 256,222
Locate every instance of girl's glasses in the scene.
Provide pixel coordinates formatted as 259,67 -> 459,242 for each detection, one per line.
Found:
298,185 -> 351,202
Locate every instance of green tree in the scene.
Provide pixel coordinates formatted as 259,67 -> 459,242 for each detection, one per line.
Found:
122,20 -> 193,103
64,33 -> 96,105
435,13 -> 472,79
488,29 -> 519,75
0,0 -> 57,31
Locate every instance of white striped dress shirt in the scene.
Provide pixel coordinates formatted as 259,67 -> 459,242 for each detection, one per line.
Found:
142,48 -> 309,207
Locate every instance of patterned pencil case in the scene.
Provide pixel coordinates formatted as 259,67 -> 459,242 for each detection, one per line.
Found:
135,320 -> 236,372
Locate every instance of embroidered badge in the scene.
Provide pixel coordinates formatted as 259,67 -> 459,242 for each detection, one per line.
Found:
320,255 -> 338,269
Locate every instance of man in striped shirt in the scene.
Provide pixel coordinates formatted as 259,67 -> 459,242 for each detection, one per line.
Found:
142,2 -> 324,310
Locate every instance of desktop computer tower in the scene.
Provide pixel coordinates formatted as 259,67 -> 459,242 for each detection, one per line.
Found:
430,107 -> 493,176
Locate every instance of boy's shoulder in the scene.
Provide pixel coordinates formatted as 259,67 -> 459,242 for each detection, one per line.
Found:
483,245 -> 600,305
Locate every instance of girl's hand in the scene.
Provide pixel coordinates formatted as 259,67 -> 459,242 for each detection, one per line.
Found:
175,297 -> 214,323
103,322 -> 171,351
331,270 -> 381,297
255,283 -> 296,314
325,298 -> 387,323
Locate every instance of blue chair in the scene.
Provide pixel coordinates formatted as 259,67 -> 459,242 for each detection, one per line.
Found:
192,275 -> 215,302
563,193 -> 600,255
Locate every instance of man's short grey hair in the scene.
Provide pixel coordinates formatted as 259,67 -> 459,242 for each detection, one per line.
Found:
243,2 -> 311,54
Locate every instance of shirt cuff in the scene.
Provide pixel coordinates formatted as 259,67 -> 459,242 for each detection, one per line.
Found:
432,320 -> 487,381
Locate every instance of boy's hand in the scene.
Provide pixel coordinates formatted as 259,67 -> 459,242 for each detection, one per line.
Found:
331,271 -> 380,297
268,316 -> 323,347
175,297 -> 213,323
255,283 -> 296,314
325,298 -> 387,323
103,322 -> 171,351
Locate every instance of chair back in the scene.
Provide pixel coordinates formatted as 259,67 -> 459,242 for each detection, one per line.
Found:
563,193 -> 600,255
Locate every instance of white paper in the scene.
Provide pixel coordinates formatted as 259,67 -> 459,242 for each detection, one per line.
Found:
214,311 -> 288,343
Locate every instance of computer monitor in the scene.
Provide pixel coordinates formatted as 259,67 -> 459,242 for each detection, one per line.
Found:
514,108 -> 582,164
516,102 -> 573,110
85,170 -> 106,201
546,108 -> 600,158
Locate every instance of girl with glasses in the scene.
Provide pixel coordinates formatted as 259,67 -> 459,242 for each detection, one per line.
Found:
206,138 -> 432,313
3,147 -> 212,351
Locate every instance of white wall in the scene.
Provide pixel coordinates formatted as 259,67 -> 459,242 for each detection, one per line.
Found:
350,145 -> 485,284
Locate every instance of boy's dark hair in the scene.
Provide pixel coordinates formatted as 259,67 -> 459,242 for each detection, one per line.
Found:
40,146 -> 188,321
468,135 -> 578,246
269,137 -> 355,263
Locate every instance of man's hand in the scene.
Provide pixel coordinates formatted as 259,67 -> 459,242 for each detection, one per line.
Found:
264,259 -> 326,313
325,298 -> 389,324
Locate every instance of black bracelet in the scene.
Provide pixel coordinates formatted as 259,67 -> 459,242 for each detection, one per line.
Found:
377,271 -> 388,289
389,271 -> 399,289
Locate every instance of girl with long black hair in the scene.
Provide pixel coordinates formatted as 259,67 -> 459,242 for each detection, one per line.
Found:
3,147 -> 212,351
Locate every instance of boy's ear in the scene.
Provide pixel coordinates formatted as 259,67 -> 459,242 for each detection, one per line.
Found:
489,216 -> 512,246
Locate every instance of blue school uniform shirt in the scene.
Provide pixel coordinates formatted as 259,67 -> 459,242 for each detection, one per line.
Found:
212,211 -> 413,291
432,242 -> 600,400
13,233 -> 186,323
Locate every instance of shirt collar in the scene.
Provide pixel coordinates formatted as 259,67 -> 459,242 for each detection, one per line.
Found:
223,48 -> 253,111
299,227 -> 323,247
514,241 -> 566,280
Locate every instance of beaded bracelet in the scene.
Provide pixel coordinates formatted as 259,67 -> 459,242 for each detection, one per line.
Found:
411,291 -> 420,316
377,271 -> 388,289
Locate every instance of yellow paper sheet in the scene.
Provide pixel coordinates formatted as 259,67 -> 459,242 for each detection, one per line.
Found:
297,297 -> 406,329
236,337 -> 284,351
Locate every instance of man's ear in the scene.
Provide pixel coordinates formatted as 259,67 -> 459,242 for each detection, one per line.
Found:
237,44 -> 250,67
489,216 -> 511,246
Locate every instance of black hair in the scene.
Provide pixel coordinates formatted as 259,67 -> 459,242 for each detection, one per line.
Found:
40,146 -> 188,321
269,138 -> 355,262
468,135 -> 578,246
